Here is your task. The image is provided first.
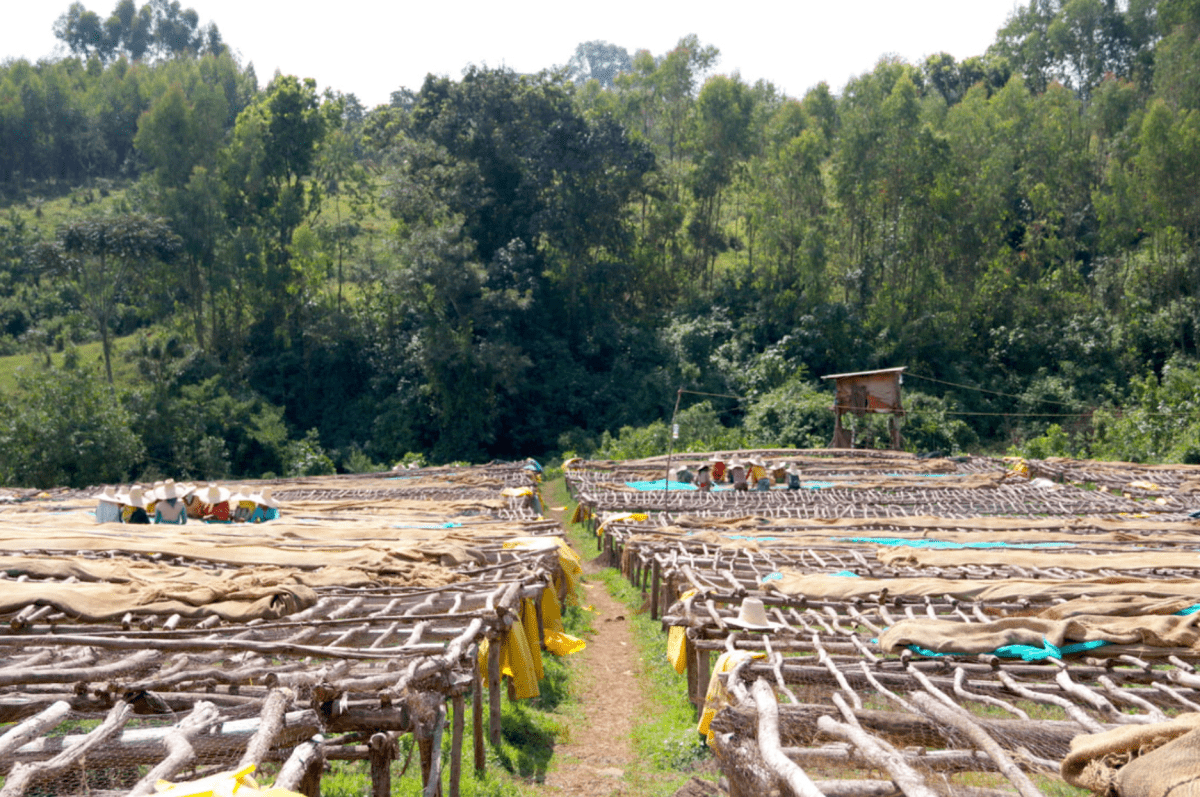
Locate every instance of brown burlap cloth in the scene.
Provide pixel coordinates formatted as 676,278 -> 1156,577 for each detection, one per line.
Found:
875,547 -> 1200,572
0,557 -> 466,622
877,596 -> 1200,656
764,572 -> 1200,605
1062,714 -> 1200,796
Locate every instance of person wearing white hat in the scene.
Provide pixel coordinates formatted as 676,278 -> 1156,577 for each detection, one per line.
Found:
729,459 -> 748,491
696,464 -> 713,493
119,485 -> 151,524
249,487 -> 280,522
94,486 -> 122,524
748,458 -> 769,490
154,479 -> 193,524
196,483 -> 232,522
229,486 -> 257,522
786,466 -> 802,490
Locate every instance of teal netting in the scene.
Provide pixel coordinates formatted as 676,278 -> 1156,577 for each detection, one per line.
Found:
625,480 -> 698,491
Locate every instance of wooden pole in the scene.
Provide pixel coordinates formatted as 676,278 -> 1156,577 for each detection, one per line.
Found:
450,693 -> 464,797
487,636 -> 502,747
749,680 -> 825,797
472,654 -> 485,774
423,701 -> 446,797
369,733 -> 394,797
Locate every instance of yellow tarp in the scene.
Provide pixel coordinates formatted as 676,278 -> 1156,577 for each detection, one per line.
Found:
698,650 -> 764,744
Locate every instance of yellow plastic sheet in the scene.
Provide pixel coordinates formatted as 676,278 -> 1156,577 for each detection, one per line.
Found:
541,585 -> 585,656
521,597 -> 545,680
503,536 -> 584,605
152,765 -> 302,797
666,589 -> 698,675
597,512 -> 647,538
697,650 -> 765,744
503,616 -> 540,699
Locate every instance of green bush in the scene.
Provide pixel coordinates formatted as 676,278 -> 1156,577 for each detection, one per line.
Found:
0,361 -> 143,487
741,377 -> 830,448
282,428 -> 336,476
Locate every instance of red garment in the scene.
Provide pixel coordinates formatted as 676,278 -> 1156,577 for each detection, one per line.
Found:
200,500 -> 230,521
711,462 -> 726,481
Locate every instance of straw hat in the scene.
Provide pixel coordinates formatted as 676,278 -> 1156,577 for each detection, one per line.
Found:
95,485 -> 122,503
727,597 -> 779,631
251,487 -> 279,508
228,485 -> 256,504
121,485 -> 150,509
156,479 -> 193,501
197,483 -> 231,504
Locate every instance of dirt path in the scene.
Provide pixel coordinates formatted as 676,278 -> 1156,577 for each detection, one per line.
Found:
541,506 -> 646,796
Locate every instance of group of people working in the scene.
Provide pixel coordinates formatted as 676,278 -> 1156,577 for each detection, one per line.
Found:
675,456 -> 804,492
94,479 -> 280,524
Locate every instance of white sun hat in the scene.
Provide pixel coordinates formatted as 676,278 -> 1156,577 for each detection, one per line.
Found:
726,597 -> 780,631
197,483 -> 231,504
95,485 -> 122,503
250,487 -> 279,508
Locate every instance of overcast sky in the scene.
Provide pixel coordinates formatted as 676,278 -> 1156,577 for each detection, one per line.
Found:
2,1 -> 1023,108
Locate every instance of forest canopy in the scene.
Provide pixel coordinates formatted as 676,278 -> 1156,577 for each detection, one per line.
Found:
2,0 -> 1200,486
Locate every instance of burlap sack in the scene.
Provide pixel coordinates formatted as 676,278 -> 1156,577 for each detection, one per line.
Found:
1062,714 -> 1200,795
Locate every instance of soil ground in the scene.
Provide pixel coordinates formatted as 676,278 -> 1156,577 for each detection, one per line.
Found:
540,504 -> 646,796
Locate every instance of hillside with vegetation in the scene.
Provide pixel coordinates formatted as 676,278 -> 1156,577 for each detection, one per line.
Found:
2,0 -> 1200,487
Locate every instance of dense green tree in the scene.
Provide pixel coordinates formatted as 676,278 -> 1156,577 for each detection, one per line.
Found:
0,361 -> 144,487
42,213 -> 180,383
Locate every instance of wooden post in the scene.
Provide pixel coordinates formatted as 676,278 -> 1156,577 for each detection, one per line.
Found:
423,702 -> 446,797
472,656 -> 485,773
685,632 -> 699,717
696,644 -> 711,722
450,693 -> 464,797
299,757 -> 323,797
368,733 -> 393,797
650,559 -> 661,620
487,635 -> 502,747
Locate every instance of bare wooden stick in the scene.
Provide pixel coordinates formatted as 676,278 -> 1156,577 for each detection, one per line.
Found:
275,735 -> 324,793
0,700 -> 70,758
783,744 -> 994,772
815,714 -> 941,797
128,701 -> 223,796
996,671 -> 1104,733
0,649 -> 160,687
1098,675 -> 1167,722
749,680 -> 825,797
952,667 -> 1028,720
0,701 -> 134,797
908,693 -> 1041,797
237,689 -> 290,769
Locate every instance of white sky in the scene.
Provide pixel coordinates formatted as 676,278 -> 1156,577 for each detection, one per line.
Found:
2,0 -> 1023,108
